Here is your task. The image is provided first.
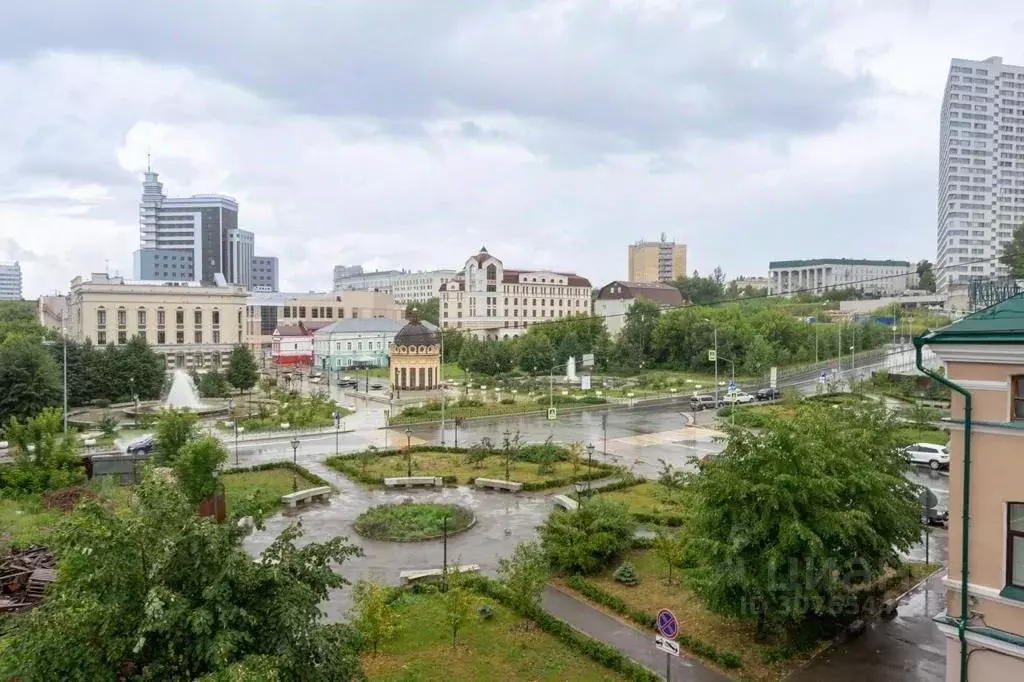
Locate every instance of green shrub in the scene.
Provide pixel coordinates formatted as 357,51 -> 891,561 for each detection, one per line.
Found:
499,398 -> 516,405
455,398 -> 483,408
540,497 -> 636,574
564,575 -> 742,670
613,561 -> 639,586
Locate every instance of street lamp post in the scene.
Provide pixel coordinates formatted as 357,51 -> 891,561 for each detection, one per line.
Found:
290,437 -> 300,492
441,514 -> 450,593
585,442 -> 595,497
601,413 -> 608,460
440,328 -> 446,446
503,429 -> 512,481
405,428 -> 412,476
333,410 -> 341,455
454,417 -> 464,448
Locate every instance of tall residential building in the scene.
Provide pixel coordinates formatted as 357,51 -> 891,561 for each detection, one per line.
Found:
391,270 -> 457,303
332,264 -> 364,287
439,246 -> 592,339
0,261 -> 23,300
936,56 -> 1024,292
628,235 -> 687,283
332,268 -> 402,294
917,294 -> 1024,679
133,168 -> 251,286
251,256 -> 279,292
768,259 -> 915,297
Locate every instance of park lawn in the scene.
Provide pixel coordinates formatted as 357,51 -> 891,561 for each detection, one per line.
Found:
894,426 -> 950,447
579,550 -> 942,681
362,591 -> 626,682
585,549 -> 818,680
600,482 -> 686,521
349,451 -> 600,486
221,468 -> 316,516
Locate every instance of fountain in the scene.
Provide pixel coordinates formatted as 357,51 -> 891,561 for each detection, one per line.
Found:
165,369 -> 208,411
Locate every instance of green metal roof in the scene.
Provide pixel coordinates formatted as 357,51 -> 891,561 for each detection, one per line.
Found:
919,291 -> 1024,343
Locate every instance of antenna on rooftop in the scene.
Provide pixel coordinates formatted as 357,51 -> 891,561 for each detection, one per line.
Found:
146,148 -> 152,173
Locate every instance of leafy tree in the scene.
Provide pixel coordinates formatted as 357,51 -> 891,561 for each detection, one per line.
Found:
153,409 -> 200,464
174,436 -> 229,504
0,470 -> 366,681
0,337 -> 62,424
615,299 -> 660,369
0,408 -> 83,494
652,529 -> 686,585
516,333 -> 555,373
915,260 -> 937,292
441,329 -> 464,363
226,345 -> 259,393
539,497 -> 636,574
999,223 -> 1024,277
684,401 -> 921,639
670,270 -> 725,305
441,563 -> 474,647
98,413 -> 119,438
198,370 -> 232,399
403,298 -> 439,326
350,580 -> 398,655
118,336 -> 166,401
497,541 -> 550,613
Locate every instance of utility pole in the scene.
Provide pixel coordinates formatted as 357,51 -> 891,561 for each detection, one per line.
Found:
440,327 -> 445,446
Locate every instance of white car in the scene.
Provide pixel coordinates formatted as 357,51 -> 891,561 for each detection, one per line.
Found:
904,443 -> 950,471
721,391 -> 754,405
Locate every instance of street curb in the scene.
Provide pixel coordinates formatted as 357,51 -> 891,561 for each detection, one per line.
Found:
544,583 -> 661,678
780,564 -> 947,680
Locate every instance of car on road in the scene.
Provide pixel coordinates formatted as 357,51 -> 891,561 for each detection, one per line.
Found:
337,378 -> 359,388
721,391 -> 755,405
126,436 -> 155,455
755,387 -> 781,401
689,394 -> 718,411
904,442 -> 949,471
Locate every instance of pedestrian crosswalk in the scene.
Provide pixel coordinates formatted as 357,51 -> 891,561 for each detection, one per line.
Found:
608,426 -> 723,449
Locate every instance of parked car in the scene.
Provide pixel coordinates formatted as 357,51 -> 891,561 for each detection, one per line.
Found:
721,391 -> 755,405
904,442 -> 950,470
755,387 -> 781,401
689,394 -> 718,411
337,378 -> 359,388
126,436 -> 154,455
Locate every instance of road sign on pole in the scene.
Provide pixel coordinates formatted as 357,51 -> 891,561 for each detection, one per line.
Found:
547,407 -> 557,421
656,608 -> 679,639
655,634 -> 680,657
728,379 -> 736,392
708,349 -> 716,362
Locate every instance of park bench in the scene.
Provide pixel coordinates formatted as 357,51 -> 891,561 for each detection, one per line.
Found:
551,494 -> 578,511
383,476 -> 444,489
399,564 -> 481,585
280,486 -> 332,508
474,478 -> 523,493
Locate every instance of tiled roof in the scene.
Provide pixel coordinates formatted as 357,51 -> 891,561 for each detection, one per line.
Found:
596,281 -> 683,306
921,292 -> 1024,342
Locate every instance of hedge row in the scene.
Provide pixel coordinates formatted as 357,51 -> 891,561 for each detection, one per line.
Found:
225,461 -> 334,490
325,457 -> 460,487
389,400 -> 611,425
585,475 -> 644,495
564,575 -> 743,670
466,576 -> 661,681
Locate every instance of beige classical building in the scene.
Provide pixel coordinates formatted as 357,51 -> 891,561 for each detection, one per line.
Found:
389,312 -> 441,391
916,293 -> 1024,680
246,290 -> 404,358
628,235 -> 687,283
66,273 -> 248,370
439,247 -> 592,339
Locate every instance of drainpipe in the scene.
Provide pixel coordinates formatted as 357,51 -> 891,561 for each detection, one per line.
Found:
913,338 -> 971,682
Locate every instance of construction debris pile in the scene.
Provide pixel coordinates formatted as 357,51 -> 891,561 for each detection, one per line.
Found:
0,546 -> 56,612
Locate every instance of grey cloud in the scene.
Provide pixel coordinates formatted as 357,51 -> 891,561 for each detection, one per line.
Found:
1,0 -> 876,150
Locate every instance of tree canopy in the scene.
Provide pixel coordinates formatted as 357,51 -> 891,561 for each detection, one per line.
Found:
226,345 -> 259,393
915,260 -> 936,293
404,298 -> 439,326
683,400 -> 921,638
0,337 -> 62,424
0,471 -> 365,681
0,407 -> 84,495
539,497 -> 636,574
999,223 -> 1024,277
51,337 -> 165,408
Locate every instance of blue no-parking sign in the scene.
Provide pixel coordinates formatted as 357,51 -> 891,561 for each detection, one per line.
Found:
656,608 -> 679,639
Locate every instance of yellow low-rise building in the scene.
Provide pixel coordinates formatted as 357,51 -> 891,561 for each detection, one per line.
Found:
66,273 -> 248,370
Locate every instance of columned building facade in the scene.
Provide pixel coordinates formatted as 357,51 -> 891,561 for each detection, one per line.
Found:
389,312 -> 441,391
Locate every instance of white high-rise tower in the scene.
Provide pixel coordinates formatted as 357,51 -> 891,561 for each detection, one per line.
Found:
936,56 -> 1024,292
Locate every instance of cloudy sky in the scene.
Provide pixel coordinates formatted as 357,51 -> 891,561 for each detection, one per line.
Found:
1,0 -> 1022,297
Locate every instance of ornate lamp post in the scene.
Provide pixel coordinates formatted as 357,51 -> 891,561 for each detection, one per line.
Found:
290,437 -> 301,492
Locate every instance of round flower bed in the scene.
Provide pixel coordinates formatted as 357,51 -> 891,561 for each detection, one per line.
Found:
353,502 -> 476,542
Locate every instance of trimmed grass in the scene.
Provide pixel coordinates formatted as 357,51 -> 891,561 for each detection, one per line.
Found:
600,481 -> 686,524
894,426 -> 949,447
362,591 -> 626,681
221,468 -> 316,517
582,549 -> 819,680
574,550 -> 941,681
0,497 -> 63,550
389,399 -> 607,425
339,451 -> 599,487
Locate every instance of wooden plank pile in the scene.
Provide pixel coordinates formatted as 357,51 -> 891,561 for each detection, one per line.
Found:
0,546 -> 56,612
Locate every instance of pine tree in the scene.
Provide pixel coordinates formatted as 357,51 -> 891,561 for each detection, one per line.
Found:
613,561 -> 640,586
